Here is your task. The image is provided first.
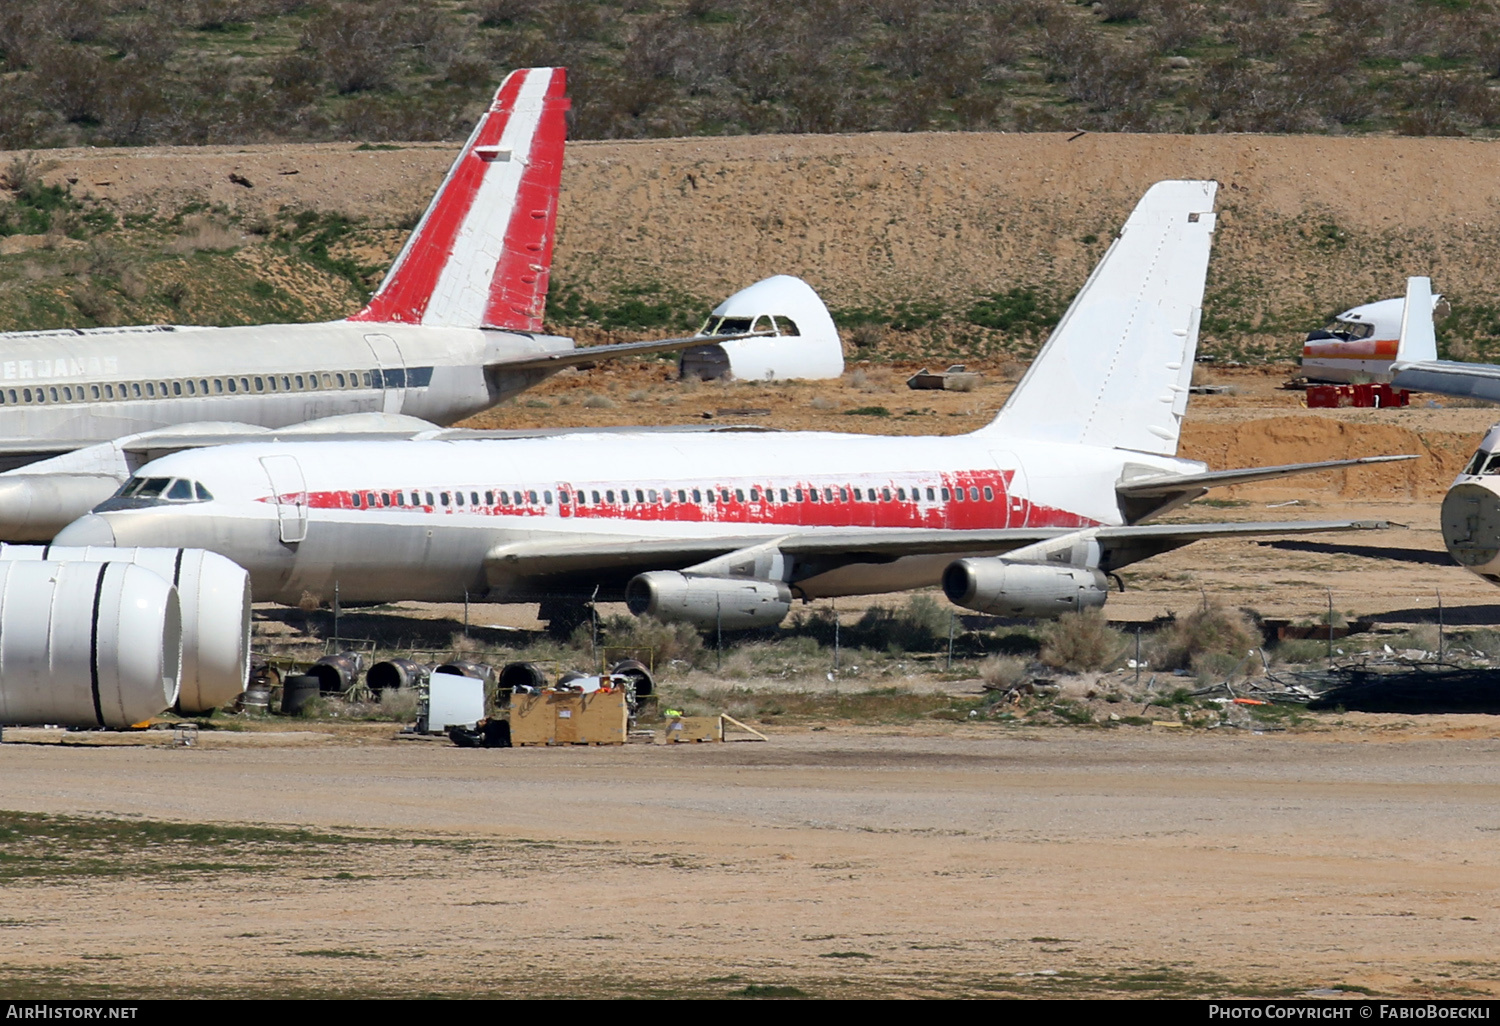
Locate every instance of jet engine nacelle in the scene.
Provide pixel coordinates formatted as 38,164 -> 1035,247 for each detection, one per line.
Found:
0,474 -> 123,542
942,558 -> 1109,617
0,545 -> 250,714
625,571 -> 793,630
0,560 -> 181,728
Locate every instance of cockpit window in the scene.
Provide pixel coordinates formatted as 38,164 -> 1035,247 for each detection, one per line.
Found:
713,317 -> 754,336
116,476 -> 211,504
1465,450 -> 1489,476
124,477 -> 171,499
1309,318 -> 1375,343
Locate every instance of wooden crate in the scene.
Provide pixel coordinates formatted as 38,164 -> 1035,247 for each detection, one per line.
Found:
509,693 -> 554,746
574,690 -> 628,745
508,690 -> 628,746
660,715 -> 721,743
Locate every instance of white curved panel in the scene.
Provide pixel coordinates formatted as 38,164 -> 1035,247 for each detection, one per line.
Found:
0,545 -> 251,713
0,560 -> 179,728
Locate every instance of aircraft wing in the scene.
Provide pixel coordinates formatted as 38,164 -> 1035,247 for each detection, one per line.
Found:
484,519 -> 1392,587
1385,275 -> 1497,400
0,439 -> 90,472
1391,359 -> 1500,403
485,330 -> 773,372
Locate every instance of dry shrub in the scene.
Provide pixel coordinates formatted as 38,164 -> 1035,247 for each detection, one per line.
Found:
979,655 -> 1030,690
71,283 -> 115,323
855,594 -> 952,652
165,218 -> 243,255
809,396 -> 837,411
849,323 -> 885,351
581,394 -> 617,409
1148,601 -> 1259,672
598,614 -> 704,668
377,686 -> 420,722
1039,609 -> 1128,672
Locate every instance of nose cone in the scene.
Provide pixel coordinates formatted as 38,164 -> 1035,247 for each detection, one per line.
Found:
53,513 -> 117,548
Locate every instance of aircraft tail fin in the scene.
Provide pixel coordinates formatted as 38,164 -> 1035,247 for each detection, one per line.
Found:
1396,276 -> 1439,364
350,67 -> 569,332
976,180 -> 1218,456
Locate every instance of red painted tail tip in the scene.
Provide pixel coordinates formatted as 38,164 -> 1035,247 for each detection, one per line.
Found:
349,67 -> 569,329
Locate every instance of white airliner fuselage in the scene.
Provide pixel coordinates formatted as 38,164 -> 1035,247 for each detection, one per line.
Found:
0,321 -> 565,470
59,430 -> 1193,605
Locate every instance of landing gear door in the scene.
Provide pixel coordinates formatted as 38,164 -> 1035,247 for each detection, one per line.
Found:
989,451 -> 1030,529
363,333 -> 407,414
260,454 -> 308,544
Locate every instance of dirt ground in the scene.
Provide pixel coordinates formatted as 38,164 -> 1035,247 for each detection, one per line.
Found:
0,720 -> 1496,999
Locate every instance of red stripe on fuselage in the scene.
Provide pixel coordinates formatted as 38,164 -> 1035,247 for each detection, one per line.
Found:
483,71 -> 568,331
277,468 -> 1098,531
349,71 -> 530,325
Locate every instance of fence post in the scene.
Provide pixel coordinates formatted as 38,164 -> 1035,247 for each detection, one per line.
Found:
1437,589 -> 1445,662
832,598 -> 840,674
1326,589 -> 1334,661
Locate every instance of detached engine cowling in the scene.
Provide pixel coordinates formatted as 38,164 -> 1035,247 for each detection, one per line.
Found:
0,560 -> 181,728
626,572 -> 792,629
0,545 -> 251,714
942,559 -> 1109,617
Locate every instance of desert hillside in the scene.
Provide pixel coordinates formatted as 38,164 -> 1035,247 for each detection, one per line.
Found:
9,129 -> 1500,360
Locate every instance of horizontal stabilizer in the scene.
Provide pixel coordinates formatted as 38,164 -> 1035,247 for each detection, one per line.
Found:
1116,455 -> 1416,523
1119,455 -> 1418,498
486,330 -> 772,373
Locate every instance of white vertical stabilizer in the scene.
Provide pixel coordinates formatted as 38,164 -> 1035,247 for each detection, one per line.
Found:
978,180 -> 1218,456
1396,276 -> 1438,364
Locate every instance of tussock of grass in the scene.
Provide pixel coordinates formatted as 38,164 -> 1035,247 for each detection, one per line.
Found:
1040,609 -> 1128,672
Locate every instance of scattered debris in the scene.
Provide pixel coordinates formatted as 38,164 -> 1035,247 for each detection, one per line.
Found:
906,365 -> 982,391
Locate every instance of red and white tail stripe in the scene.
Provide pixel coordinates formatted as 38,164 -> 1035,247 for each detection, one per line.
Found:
350,67 -> 569,332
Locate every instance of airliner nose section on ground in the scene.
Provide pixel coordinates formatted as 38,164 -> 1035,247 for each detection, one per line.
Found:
53,514 -> 116,548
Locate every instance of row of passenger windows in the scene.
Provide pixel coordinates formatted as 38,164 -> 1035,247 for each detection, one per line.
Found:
342,484 -> 998,510
0,369 -> 375,406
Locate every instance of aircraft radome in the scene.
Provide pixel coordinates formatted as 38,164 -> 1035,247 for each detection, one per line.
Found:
56,182 -> 1411,634
0,68 -> 842,540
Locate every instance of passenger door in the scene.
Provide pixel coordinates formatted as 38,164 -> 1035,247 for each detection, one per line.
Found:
260,454 -> 308,544
363,333 -> 407,414
989,451 -> 1030,528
